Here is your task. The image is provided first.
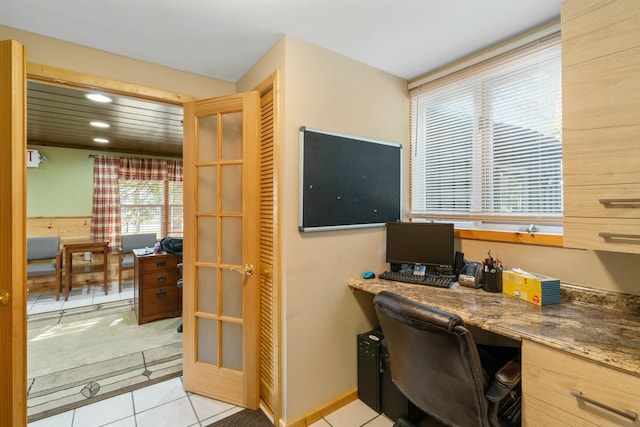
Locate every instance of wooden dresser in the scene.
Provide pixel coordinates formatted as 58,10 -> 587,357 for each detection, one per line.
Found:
133,252 -> 181,325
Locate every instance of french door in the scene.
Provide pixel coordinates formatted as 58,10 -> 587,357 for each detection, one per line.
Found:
181,92 -> 261,408
0,39 -> 28,427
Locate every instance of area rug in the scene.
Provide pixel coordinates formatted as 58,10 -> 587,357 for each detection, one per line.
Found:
27,300 -> 183,422
207,408 -> 273,427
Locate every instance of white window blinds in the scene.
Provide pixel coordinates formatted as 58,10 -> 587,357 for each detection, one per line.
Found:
410,32 -> 562,225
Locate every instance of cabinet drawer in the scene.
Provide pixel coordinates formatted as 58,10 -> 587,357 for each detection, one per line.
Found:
141,286 -> 180,317
140,256 -> 177,272
563,217 -> 640,254
564,184 -> 640,219
522,340 -> 640,426
141,270 -> 177,288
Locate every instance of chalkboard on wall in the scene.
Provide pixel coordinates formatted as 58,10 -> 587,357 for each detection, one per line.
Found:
299,127 -> 402,232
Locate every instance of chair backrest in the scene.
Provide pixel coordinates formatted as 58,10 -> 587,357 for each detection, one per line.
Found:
27,237 -> 61,261
120,233 -> 157,254
374,291 -> 490,427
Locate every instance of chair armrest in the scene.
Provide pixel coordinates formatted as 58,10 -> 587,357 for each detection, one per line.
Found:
485,357 -> 521,403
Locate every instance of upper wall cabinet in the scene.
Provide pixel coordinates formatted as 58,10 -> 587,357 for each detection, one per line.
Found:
562,0 -> 640,254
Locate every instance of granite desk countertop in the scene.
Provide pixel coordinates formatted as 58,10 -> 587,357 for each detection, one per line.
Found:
349,277 -> 640,377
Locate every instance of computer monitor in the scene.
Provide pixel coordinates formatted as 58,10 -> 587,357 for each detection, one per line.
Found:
385,222 -> 454,269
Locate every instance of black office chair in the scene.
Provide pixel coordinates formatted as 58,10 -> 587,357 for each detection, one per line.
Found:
374,291 -> 521,427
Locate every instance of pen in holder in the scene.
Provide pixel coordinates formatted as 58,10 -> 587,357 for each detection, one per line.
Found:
483,269 -> 502,293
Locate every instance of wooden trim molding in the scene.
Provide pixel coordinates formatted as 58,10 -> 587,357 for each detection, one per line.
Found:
456,229 -> 563,247
27,62 -> 197,105
284,389 -> 358,427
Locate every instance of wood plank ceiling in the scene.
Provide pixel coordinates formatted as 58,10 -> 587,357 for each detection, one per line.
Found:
27,81 -> 184,158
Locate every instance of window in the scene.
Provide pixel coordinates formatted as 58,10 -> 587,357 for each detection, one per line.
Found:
120,180 -> 183,237
409,32 -> 562,232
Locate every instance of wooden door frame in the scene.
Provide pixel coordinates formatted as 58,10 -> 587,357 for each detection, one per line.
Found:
0,39 -> 28,427
9,61 -> 280,422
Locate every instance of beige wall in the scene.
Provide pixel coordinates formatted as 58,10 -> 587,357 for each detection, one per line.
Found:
240,36 -> 410,422
280,37 -> 408,422
0,25 -> 235,98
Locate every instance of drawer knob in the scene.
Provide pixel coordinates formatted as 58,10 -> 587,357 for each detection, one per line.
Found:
571,389 -> 638,421
156,289 -> 167,297
156,261 -> 167,267
157,275 -> 167,282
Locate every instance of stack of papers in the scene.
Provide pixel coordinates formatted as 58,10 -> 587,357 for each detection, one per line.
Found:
132,247 -> 155,256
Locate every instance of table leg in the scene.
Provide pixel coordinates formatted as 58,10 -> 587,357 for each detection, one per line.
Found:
103,245 -> 108,295
64,249 -> 71,301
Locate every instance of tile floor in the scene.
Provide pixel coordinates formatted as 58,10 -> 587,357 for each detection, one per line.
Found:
27,283 -> 394,427
28,376 -> 393,427
27,281 -> 134,316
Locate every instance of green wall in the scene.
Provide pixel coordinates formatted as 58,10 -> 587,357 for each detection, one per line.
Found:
26,145 -> 180,217
27,146 -> 94,216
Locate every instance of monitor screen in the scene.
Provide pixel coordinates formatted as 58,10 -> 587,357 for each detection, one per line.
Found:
385,222 -> 454,268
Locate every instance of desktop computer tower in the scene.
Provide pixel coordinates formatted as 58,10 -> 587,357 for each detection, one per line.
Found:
357,330 -> 383,412
358,330 -> 424,421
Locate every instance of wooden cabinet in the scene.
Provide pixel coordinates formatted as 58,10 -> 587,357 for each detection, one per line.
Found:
522,340 -> 640,426
562,0 -> 640,254
133,253 -> 181,325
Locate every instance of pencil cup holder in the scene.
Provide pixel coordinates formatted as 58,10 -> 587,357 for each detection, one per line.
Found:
483,270 -> 502,293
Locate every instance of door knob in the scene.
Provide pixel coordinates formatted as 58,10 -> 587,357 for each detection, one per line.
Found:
0,290 -> 9,306
231,264 -> 254,276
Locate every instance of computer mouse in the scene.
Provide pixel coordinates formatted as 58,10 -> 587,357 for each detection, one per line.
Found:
362,271 -> 375,279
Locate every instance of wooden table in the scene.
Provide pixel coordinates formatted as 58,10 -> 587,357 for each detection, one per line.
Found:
63,240 -> 109,301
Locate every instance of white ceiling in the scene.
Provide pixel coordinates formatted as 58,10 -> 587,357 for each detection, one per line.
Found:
2,0 -> 563,83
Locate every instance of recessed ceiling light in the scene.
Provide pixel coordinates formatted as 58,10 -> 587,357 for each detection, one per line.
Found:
85,93 -> 112,103
93,138 -> 109,143
90,121 -> 110,128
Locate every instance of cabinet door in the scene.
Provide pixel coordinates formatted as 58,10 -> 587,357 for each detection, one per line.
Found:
562,0 -> 640,253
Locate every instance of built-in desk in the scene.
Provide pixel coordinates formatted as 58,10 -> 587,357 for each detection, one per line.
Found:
349,278 -> 640,426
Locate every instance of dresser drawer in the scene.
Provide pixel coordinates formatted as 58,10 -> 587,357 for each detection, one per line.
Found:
141,286 -> 180,317
522,340 -> 640,426
139,255 -> 177,273
141,270 -> 178,288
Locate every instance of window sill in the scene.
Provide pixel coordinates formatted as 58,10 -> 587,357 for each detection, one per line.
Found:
456,228 -> 563,247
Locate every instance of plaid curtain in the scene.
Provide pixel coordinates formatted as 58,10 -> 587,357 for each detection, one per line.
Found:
90,156 -> 122,252
91,156 -> 184,252
119,158 -> 183,181
166,160 -> 183,182
120,157 -> 165,180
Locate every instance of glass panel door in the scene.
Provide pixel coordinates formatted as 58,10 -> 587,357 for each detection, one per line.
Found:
182,92 -> 260,408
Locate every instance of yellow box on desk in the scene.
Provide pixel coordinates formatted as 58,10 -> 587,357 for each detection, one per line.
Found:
502,270 -> 561,306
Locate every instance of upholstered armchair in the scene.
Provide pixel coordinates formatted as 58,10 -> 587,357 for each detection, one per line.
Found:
27,236 -> 63,300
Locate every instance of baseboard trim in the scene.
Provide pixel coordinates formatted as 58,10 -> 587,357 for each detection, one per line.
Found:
283,388 -> 358,427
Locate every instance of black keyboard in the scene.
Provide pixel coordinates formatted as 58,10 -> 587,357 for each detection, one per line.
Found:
379,271 -> 453,288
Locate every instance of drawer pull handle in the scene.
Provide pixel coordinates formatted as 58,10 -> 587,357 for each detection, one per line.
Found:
599,232 -> 640,241
571,389 -> 638,421
157,275 -> 167,282
156,261 -> 167,267
599,198 -> 640,207
156,289 -> 167,297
